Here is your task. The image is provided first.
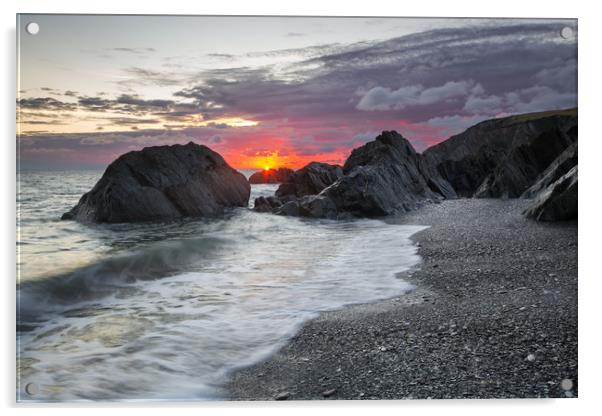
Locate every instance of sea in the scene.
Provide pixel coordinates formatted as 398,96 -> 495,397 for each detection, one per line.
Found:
16,169 -> 426,401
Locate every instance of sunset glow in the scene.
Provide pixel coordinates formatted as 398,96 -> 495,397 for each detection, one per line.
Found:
17,15 -> 577,170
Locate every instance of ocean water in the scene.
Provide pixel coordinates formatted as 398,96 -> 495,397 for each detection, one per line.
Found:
17,170 -> 426,402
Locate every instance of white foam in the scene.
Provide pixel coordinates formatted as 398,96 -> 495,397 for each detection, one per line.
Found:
18,182 -> 427,401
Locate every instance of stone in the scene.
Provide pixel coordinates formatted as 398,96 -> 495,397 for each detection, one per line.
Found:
276,200 -> 300,216
275,162 -> 343,198
275,391 -> 290,400
61,142 -> 250,223
473,127 -> 576,198
523,166 -> 577,221
424,109 -> 577,197
522,141 -> 578,198
248,168 -> 294,184
322,388 -> 337,398
296,131 -> 456,218
253,196 -> 282,213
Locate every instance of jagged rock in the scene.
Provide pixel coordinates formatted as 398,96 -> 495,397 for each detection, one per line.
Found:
61,142 -> 250,223
253,110 -> 578,220
296,131 -> 455,218
424,109 -> 577,197
253,196 -> 282,213
248,168 -> 294,184
275,162 -> 343,198
276,200 -> 301,216
522,142 -> 578,198
474,127 -> 576,198
523,166 -> 577,221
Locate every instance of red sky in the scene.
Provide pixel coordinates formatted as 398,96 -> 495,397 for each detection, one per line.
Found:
17,17 -> 577,171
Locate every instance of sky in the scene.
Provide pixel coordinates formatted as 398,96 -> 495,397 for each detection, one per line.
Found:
17,15 -> 577,170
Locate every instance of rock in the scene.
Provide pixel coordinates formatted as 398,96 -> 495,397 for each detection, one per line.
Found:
523,166 -> 578,221
275,391 -> 290,400
424,109 -> 577,197
276,200 -> 300,216
523,166 -> 577,221
275,162 -> 343,198
248,168 -> 294,184
522,141 -> 578,198
321,388 -> 337,398
296,131 -> 455,218
297,195 -> 339,218
61,142 -> 250,223
473,127 -> 576,198
253,196 -> 282,213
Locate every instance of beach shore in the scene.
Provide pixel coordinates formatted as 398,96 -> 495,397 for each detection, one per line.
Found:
227,199 -> 578,400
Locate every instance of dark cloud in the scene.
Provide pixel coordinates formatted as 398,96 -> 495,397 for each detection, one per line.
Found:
19,20 -> 577,168
78,96 -> 112,111
115,94 -> 174,109
24,120 -> 67,125
17,97 -> 77,111
207,53 -> 236,60
108,117 -> 162,126
171,21 -> 576,128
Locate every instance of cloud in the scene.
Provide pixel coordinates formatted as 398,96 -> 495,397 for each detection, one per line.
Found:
115,94 -> 174,109
463,94 -> 503,115
17,97 -> 77,111
118,67 -> 186,87
462,85 -> 576,116
18,20 -> 577,168
356,80 -> 475,111
106,47 -> 156,54
77,96 -> 112,110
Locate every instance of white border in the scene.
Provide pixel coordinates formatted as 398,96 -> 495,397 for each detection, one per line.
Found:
3,1 -> 600,415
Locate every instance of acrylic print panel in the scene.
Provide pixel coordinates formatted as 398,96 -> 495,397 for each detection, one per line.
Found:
16,14 -> 578,402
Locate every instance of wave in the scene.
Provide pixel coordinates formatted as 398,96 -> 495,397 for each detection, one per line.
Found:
18,235 -> 230,320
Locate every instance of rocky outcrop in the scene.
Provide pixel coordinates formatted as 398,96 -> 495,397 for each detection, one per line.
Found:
473,127 -> 576,198
523,166 -> 577,221
275,162 -> 343,198
252,109 -> 578,221
61,142 -> 250,223
286,131 -> 456,219
248,168 -> 294,184
253,196 -> 283,213
522,141 -> 578,198
424,109 -> 577,197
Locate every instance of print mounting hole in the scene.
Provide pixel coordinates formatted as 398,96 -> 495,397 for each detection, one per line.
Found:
25,382 -> 38,395
560,26 -> 574,39
26,22 -> 40,35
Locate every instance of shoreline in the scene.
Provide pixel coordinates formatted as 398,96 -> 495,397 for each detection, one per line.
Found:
226,198 -> 578,400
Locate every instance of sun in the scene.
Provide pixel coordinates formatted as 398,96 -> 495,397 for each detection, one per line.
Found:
263,164 -> 271,171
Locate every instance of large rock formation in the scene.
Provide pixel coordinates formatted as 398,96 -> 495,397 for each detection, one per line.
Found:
523,166 -> 577,221
285,131 -> 456,219
61,142 -> 250,223
424,109 -> 577,197
252,109 -> 578,221
521,141 -> 578,198
473,127 -> 576,198
275,162 -> 343,198
248,168 -> 294,184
